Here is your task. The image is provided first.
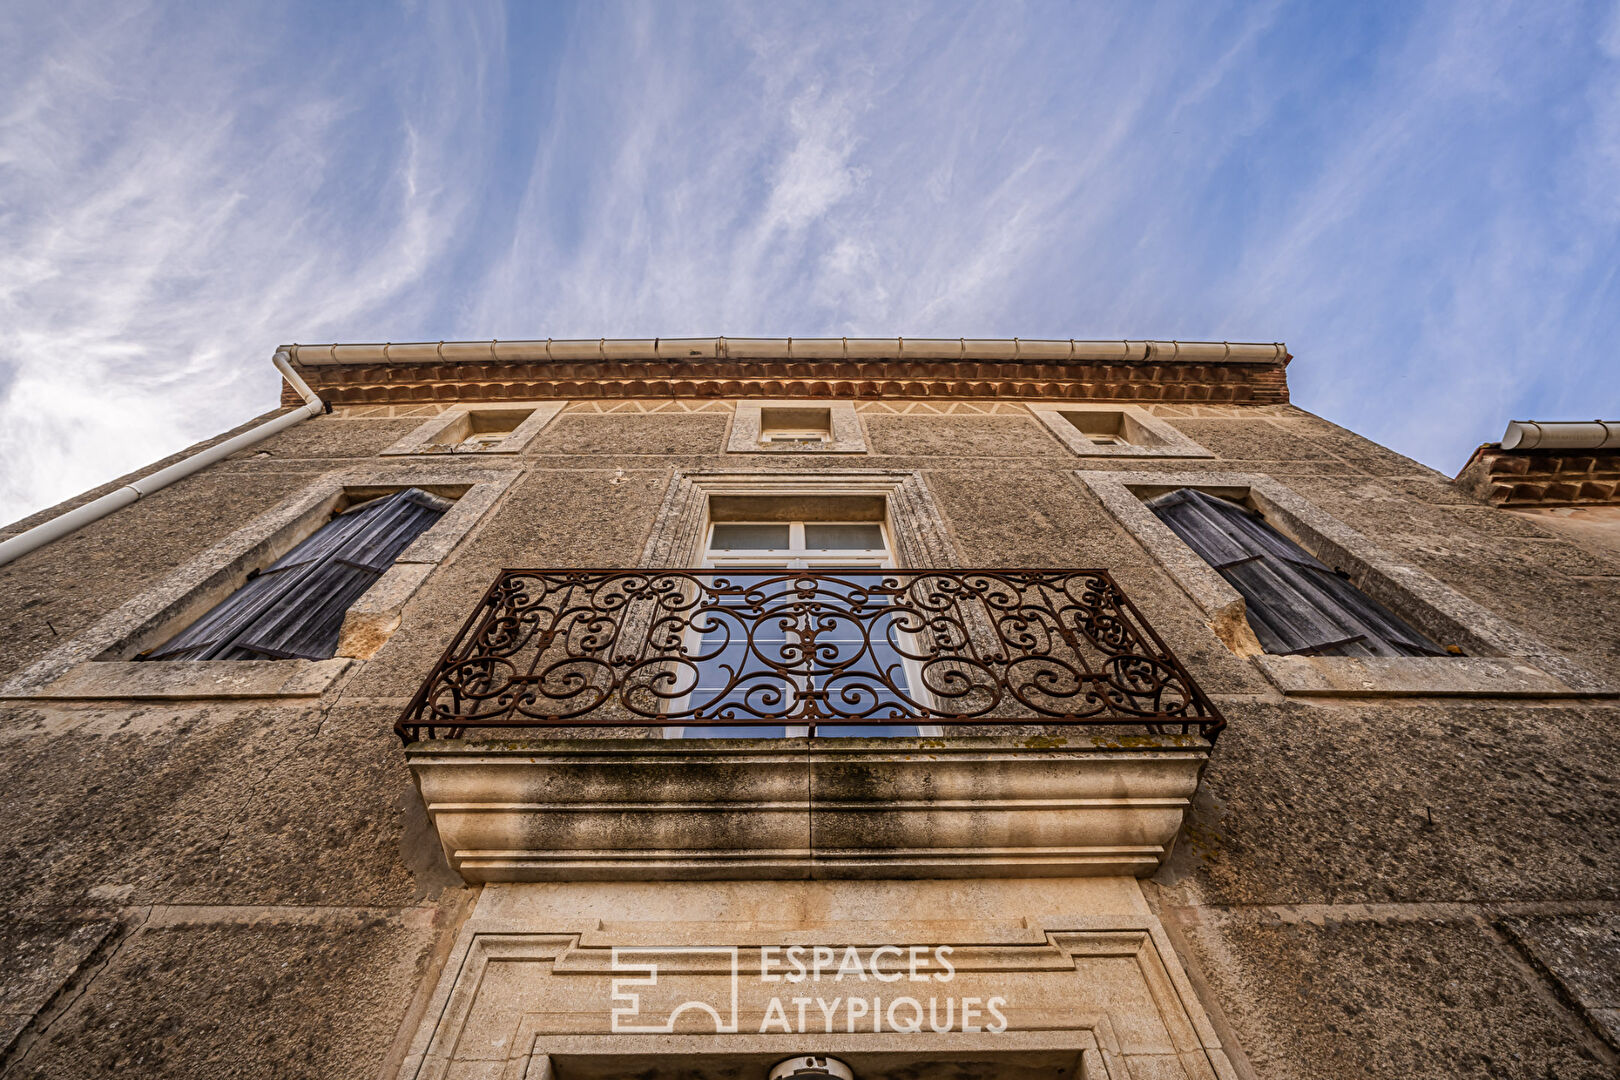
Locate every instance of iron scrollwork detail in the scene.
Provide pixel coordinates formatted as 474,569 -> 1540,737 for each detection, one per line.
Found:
396,569 -> 1224,742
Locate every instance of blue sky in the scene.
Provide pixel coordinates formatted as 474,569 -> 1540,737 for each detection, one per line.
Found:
2,0 -> 1617,524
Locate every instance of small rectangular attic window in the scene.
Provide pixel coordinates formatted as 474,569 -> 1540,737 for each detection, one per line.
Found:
1060,409 -> 1148,446
428,408 -> 536,452
1147,487 -> 1450,658
759,406 -> 832,443
142,487 -> 449,661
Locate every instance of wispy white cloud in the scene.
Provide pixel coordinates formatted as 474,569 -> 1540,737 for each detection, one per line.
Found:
3,0 -> 1617,524
1217,0 -> 1620,464
468,2 -> 1190,338
0,1 -> 504,523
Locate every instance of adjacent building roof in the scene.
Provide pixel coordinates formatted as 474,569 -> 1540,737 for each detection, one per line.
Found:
1457,420 -> 1620,508
279,336 -> 1292,408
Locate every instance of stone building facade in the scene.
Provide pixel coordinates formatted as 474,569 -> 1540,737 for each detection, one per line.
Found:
0,338 -> 1615,1080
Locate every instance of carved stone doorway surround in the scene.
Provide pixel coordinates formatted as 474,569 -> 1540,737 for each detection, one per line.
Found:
397,879 -> 1237,1080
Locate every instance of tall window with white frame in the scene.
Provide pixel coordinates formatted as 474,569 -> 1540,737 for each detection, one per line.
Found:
671,516 -> 936,738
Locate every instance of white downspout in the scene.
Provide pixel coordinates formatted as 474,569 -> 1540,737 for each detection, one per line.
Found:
0,348 -> 327,569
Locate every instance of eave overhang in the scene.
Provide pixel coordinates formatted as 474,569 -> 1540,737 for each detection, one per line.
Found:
279,336 -> 1291,408
1457,443 -> 1620,508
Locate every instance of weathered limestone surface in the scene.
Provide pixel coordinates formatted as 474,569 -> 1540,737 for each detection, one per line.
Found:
1154,701 -> 1620,906
1502,914 -> 1620,1051
6,913 -> 437,1080
1160,418 -> 1338,463
526,413 -> 730,455
239,416 -> 425,459
0,705 -> 450,909
1171,916 -> 1615,1080
0,475 -> 313,682
406,735 -> 1210,881
0,400 -> 1615,1078
1103,565 -> 1273,696
0,917 -> 114,1060
861,415 -> 1070,457
464,467 -> 671,567
24,658 -> 351,699
922,466 -> 1155,570
409,878 -> 1231,1080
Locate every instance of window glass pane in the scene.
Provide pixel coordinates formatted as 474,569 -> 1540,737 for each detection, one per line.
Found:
813,608 -> 916,719
709,523 -> 790,550
675,566 -> 923,738
704,571 -> 781,592
803,523 -> 884,550
684,522 -> 914,738
685,593 -> 792,737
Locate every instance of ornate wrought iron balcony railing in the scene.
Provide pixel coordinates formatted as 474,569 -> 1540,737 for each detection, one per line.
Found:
395,569 -> 1224,743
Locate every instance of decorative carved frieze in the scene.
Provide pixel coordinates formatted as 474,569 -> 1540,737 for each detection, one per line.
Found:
282,357 -> 1290,408
1457,446 -> 1620,507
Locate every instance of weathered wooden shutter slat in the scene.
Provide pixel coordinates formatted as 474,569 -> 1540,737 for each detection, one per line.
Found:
147,573 -> 299,660
1147,490 -> 1255,568
263,514 -> 372,571
145,488 -> 446,662
235,493 -> 447,658
230,563 -> 385,659
1307,564 -> 1448,657
1220,557 -> 1372,655
333,499 -> 446,572
1147,488 -> 1446,659
1211,499 -> 1333,572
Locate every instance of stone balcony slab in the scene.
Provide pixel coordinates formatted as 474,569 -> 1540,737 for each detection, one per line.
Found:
405,734 -> 1211,883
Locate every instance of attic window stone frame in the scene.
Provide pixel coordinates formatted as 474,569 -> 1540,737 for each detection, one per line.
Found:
1078,470 -> 1607,697
0,466 -> 518,702
1027,404 -> 1212,459
381,401 -> 565,456
726,400 -> 867,455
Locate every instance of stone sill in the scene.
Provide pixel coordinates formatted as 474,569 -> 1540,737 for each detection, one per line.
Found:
1254,655 -> 1602,698
2,658 -> 351,701
405,734 -> 1212,884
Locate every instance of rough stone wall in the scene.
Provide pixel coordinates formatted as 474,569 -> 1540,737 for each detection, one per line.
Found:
0,399 -> 1616,1078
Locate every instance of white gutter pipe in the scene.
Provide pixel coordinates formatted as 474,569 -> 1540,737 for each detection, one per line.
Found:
0,348 -> 327,569
1500,420 -> 1620,451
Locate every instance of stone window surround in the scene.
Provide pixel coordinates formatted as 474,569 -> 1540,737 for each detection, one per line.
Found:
1027,403 -> 1213,459
0,466 -> 518,702
380,400 -> 565,456
1078,470 -> 1607,697
639,469 -> 957,570
726,399 -> 867,455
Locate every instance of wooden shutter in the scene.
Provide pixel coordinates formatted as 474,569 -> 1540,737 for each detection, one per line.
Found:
146,488 -> 450,661
1146,488 -> 1447,658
